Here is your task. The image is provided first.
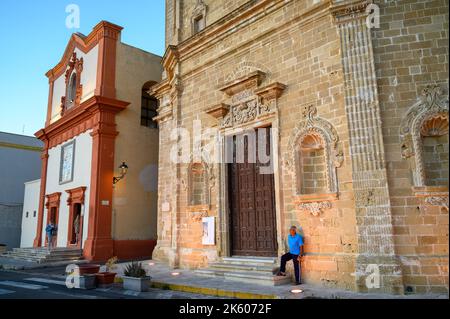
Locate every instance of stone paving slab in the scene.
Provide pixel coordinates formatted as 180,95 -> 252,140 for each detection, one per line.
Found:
5,259 -> 448,299
112,260 -> 448,300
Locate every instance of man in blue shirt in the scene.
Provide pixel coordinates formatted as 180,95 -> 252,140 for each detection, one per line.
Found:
277,225 -> 304,285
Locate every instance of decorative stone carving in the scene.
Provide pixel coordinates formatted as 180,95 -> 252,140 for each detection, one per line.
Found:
331,0 -> 372,24
413,186 -> 449,212
298,201 -> 331,217
217,76 -> 285,128
190,209 -> 209,222
425,196 -> 449,211
287,104 -> 341,195
233,99 -> 258,125
400,84 -> 449,186
420,113 -> 448,137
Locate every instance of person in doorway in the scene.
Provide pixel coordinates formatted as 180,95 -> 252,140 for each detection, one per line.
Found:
73,214 -> 80,245
45,222 -> 55,251
277,225 -> 304,285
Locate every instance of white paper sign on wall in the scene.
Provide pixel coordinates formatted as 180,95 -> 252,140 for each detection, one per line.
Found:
202,216 -> 215,246
162,202 -> 171,212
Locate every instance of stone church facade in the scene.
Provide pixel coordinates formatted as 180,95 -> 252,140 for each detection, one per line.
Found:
151,0 -> 449,294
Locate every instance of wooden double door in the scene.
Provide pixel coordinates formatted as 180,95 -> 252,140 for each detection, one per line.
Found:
228,127 -> 277,257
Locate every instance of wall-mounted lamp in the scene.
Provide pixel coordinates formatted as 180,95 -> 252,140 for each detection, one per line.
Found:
113,162 -> 128,184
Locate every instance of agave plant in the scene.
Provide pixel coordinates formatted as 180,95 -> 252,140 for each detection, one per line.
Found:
124,261 -> 149,278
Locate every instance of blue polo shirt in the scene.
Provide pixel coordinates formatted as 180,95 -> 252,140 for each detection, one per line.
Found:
288,233 -> 303,255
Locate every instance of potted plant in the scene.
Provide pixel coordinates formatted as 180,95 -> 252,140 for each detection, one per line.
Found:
122,261 -> 151,292
65,266 -> 96,290
95,257 -> 118,287
78,263 -> 101,275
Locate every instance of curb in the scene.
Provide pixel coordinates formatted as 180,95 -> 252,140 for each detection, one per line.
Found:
151,281 -> 280,299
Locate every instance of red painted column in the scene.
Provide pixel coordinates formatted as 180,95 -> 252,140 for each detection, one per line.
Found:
83,107 -> 119,261
33,139 -> 49,247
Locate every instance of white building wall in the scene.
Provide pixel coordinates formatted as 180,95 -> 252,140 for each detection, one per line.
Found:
43,130 -> 93,248
50,45 -> 99,124
20,180 -> 40,247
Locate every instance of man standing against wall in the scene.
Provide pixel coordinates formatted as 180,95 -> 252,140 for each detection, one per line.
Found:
277,226 -> 304,285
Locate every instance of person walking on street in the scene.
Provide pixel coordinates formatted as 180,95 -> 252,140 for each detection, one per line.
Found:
45,222 -> 56,251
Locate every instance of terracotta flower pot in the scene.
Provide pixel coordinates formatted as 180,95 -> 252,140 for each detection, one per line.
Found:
95,272 -> 117,286
78,264 -> 101,275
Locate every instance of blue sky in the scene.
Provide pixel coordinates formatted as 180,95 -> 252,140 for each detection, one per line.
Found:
0,0 -> 165,137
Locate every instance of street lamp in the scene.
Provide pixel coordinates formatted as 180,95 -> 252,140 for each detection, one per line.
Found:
113,162 -> 128,184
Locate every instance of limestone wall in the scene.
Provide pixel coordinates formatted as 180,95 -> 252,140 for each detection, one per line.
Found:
373,0 -> 449,295
155,0 -> 449,295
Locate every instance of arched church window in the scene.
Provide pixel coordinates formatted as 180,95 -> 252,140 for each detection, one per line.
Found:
62,52 -> 83,115
67,73 -> 77,107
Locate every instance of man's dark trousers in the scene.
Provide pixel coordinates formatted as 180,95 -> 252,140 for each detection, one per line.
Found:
280,253 -> 301,283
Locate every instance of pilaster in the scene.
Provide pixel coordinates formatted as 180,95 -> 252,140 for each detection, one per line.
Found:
332,0 -> 404,294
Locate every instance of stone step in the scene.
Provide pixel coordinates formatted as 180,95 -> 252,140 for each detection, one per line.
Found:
194,269 -> 290,286
3,252 -> 82,260
208,262 -> 276,273
221,256 -> 277,265
2,247 -> 83,264
13,248 -> 82,254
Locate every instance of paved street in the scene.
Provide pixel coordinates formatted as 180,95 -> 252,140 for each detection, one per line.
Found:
0,269 -> 221,299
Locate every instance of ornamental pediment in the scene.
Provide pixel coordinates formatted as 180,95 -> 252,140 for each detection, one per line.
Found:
208,67 -> 286,128
218,70 -> 265,96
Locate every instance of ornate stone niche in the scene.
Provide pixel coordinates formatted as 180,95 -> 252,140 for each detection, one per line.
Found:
191,0 -> 207,35
400,84 -> 449,211
187,160 -> 215,221
61,52 -> 84,116
212,70 -> 286,128
288,105 -> 342,216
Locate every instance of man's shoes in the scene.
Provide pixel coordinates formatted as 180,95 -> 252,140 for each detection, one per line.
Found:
292,281 -> 302,286
276,272 -> 286,277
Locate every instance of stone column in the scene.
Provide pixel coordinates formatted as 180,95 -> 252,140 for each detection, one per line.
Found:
332,1 -> 404,294
83,98 -> 128,261
33,139 -> 49,248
